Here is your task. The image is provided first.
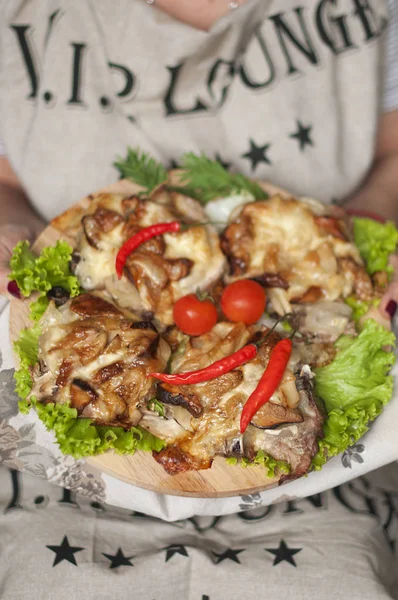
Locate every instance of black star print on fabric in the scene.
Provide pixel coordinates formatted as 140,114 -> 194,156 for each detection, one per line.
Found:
289,120 -> 313,152
102,548 -> 134,569
266,540 -> 302,567
241,139 -> 271,171
46,535 -> 84,567
215,153 -> 231,171
164,544 -> 189,562
212,548 -> 245,564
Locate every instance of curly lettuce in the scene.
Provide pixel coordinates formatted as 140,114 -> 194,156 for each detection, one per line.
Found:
14,323 -> 165,459
19,398 -> 165,459
226,450 -> 291,478
312,319 -> 396,468
344,296 -> 380,326
9,240 -> 81,320
13,323 -> 41,401
353,217 -> 398,276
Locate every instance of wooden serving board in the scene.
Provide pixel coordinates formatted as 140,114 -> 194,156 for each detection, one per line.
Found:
9,177 -> 292,498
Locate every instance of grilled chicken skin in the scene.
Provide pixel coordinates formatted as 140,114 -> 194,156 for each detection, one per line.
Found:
31,294 -> 170,426
72,190 -> 226,326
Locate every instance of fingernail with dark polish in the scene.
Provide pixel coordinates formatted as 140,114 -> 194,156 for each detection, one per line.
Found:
386,300 -> 397,319
7,280 -> 21,299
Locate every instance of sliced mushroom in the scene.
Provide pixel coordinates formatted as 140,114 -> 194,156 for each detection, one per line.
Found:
166,258 -> 194,281
93,362 -> 124,384
121,195 -> 139,215
252,273 -> 289,289
70,293 -> 123,318
70,378 -> 98,412
125,254 -> 170,301
81,388 -> 127,422
119,328 -> 160,358
139,413 -> 186,442
82,208 -> 124,248
56,359 -> 73,387
130,321 -> 158,332
195,370 -> 244,408
30,369 -> 57,399
157,383 -> 203,418
50,323 -> 108,366
250,402 -> 303,429
223,435 -> 244,457
164,405 -> 194,432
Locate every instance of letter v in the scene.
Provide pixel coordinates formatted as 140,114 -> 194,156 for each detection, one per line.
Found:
10,9 -> 62,100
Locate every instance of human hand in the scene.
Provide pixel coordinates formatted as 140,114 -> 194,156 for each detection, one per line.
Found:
0,223 -> 38,294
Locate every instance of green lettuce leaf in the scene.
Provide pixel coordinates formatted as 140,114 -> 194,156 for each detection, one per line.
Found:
226,451 -> 290,477
9,241 -> 37,296
24,398 -> 166,459
312,319 -> 396,468
9,240 -> 81,320
13,323 -> 41,399
353,217 -> 398,275
344,296 -> 380,326
252,450 -> 291,476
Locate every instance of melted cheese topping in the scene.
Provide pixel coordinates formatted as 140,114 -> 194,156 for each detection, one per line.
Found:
76,223 -> 124,290
232,196 -> 363,302
164,227 -> 225,297
74,194 -> 225,324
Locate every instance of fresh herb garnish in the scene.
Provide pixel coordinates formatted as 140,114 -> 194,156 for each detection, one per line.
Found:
114,147 -> 167,195
178,152 -> 267,204
148,398 -> 165,417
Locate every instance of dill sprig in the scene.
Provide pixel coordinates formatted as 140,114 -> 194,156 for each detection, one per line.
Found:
178,152 -> 267,204
114,147 -> 167,194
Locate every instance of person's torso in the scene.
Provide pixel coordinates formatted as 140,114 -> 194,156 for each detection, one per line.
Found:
0,0 -> 390,220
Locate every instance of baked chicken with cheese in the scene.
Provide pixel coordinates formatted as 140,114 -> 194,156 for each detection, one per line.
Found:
146,323 -> 324,477
221,195 -> 378,316
31,293 -> 170,426
31,293 -> 324,477
71,190 -> 226,326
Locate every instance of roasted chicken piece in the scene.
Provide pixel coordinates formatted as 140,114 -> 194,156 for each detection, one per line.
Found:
221,195 -> 375,315
138,322 -> 324,476
31,294 -> 170,426
72,190 -> 226,326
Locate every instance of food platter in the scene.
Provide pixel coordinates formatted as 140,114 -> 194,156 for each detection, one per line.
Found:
9,167 -> 395,499
9,177 -> 297,498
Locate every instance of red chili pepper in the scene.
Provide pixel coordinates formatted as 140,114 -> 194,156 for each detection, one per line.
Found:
149,343 -> 258,385
240,338 -> 292,434
115,221 -> 181,279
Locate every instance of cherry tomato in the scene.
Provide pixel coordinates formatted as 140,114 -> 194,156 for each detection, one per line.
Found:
221,280 -> 266,324
173,293 -> 218,336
